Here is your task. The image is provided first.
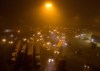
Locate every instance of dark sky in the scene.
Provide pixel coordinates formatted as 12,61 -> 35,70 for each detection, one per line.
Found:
0,0 -> 100,29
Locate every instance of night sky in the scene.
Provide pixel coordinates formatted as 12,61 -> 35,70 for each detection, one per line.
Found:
0,0 -> 100,29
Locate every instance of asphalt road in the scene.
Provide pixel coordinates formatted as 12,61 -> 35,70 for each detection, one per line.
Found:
0,35 -> 100,71
61,37 -> 100,71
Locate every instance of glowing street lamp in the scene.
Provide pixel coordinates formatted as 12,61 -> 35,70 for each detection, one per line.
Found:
45,3 -> 52,8
40,2 -> 61,26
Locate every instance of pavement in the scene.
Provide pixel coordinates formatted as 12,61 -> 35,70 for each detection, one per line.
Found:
0,31 -> 100,71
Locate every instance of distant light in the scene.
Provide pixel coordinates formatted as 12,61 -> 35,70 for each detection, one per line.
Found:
37,32 -> 41,35
30,37 -> 33,40
75,35 -> 79,38
64,43 -> 68,46
47,42 -> 51,45
33,34 -> 35,37
9,41 -> 13,44
54,51 -> 60,54
60,40 -> 62,42
87,66 -> 90,69
53,29 -> 56,32
4,29 -> 12,33
17,30 -> 21,33
57,32 -> 59,34
47,36 -> 50,38
10,34 -> 14,37
84,65 -> 87,68
80,34 -> 85,37
53,44 -> 56,47
84,65 -> 90,69
43,44 -> 45,47
2,39 -> 7,43
51,32 -> 54,34
10,41 -> 13,44
52,59 -> 54,62
62,36 -> 66,39
36,39 -> 39,42
40,35 -> 43,38
23,38 -> 27,41
48,59 -> 54,63
91,39 -> 94,42
40,38 -> 43,41
11,58 -> 16,61
57,36 -> 59,39
48,59 -> 51,62
49,30 -> 51,33
97,53 -> 99,56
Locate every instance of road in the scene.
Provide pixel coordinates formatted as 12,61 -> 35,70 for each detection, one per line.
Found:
0,28 -> 100,71
61,37 -> 100,71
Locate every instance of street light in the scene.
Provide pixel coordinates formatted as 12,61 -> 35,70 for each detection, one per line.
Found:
45,3 -> 52,8
39,2 -> 62,26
